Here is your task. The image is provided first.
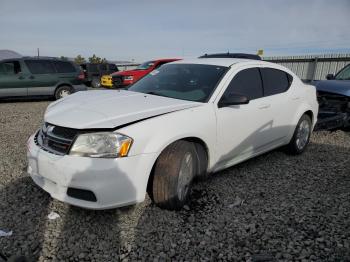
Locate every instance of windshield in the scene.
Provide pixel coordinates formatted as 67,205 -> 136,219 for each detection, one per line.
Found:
136,61 -> 155,70
128,63 -> 228,102
335,65 -> 350,80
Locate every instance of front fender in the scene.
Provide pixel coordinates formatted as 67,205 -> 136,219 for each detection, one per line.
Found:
118,105 -> 217,169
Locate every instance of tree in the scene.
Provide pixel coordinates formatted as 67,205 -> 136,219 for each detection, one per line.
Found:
88,54 -> 103,64
87,54 -> 108,64
74,55 -> 86,65
60,56 -> 68,61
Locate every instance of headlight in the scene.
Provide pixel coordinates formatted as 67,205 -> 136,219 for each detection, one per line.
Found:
124,76 -> 133,81
69,132 -> 133,158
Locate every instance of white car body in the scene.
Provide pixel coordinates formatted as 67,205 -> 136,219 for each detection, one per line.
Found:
27,58 -> 318,209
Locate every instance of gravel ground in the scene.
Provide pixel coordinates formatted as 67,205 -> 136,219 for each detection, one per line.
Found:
0,100 -> 349,261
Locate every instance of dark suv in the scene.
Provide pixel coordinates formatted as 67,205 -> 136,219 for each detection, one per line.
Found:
0,57 -> 87,100
80,63 -> 119,88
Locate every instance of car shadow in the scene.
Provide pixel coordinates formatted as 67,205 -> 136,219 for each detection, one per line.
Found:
0,96 -> 55,103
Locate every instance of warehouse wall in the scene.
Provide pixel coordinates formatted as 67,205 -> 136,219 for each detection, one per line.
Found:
263,54 -> 350,81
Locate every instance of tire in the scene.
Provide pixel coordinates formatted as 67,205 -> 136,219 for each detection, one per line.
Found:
113,77 -> 123,88
286,114 -> 312,155
150,140 -> 197,210
54,85 -> 72,100
91,77 -> 101,88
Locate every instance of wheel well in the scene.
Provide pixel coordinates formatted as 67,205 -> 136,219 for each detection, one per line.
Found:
304,110 -> 314,123
146,137 -> 209,198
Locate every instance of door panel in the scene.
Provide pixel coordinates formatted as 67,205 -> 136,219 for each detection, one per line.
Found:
24,60 -> 58,96
260,68 -> 296,145
0,61 -> 30,97
215,97 -> 274,169
214,66 -> 276,170
27,74 -> 57,96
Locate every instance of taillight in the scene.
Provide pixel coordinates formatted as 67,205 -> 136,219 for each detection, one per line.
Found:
78,71 -> 85,80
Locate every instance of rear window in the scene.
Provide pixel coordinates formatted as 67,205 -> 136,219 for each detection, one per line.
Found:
53,61 -> 76,73
109,64 -> 118,71
25,60 -> 55,74
260,68 -> 292,96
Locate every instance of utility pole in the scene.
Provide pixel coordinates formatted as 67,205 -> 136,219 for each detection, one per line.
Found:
37,48 -> 40,57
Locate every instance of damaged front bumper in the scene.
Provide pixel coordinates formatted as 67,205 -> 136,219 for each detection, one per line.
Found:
315,91 -> 350,131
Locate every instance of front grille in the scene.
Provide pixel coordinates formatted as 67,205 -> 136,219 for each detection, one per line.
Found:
36,123 -> 79,155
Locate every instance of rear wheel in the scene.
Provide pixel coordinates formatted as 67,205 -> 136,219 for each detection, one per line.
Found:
91,77 -> 101,88
286,114 -> 312,155
150,140 -> 197,210
113,77 -> 123,88
54,85 -> 72,100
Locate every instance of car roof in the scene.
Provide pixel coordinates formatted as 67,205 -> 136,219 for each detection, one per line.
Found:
170,58 -> 262,67
0,57 -> 71,62
152,58 -> 181,63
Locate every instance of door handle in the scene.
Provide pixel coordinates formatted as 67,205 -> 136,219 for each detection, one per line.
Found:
258,104 -> 271,109
29,75 -> 35,79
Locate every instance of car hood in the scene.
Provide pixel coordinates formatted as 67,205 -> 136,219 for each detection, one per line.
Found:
45,90 -> 202,129
313,80 -> 350,97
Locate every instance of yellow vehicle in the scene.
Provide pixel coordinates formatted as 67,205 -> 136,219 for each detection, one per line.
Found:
100,75 -> 114,88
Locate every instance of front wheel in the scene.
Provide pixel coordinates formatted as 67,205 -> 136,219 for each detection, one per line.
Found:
286,114 -> 312,155
150,141 -> 197,210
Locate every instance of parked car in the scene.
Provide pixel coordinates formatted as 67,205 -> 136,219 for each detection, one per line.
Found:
80,63 -> 119,88
27,54 -> 318,210
0,57 -> 86,100
104,58 -> 180,88
313,63 -> 350,131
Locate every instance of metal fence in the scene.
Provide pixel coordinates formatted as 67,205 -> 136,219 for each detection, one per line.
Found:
264,54 -> 350,81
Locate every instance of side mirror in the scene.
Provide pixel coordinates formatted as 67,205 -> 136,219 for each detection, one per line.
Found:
218,94 -> 249,108
326,74 -> 335,80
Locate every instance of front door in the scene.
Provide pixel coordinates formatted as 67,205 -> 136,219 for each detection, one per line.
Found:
214,66 -> 275,171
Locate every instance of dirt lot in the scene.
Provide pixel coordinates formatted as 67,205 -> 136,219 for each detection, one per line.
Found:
0,100 -> 349,261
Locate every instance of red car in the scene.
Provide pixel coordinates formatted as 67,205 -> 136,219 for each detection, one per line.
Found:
111,58 -> 180,87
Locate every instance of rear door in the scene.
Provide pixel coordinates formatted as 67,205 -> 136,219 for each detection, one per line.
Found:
0,60 -> 30,97
25,60 -> 57,96
53,61 -> 80,85
259,67 -> 295,145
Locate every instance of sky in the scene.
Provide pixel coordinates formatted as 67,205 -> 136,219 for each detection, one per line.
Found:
0,0 -> 349,62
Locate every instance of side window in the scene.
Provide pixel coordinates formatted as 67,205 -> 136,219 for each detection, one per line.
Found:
222,68 -> 263,100
25,60 -> 55,74
0,61 -> 21,75
335,65 -> 350,80
109,64 -> 118,72
99,64 -> 107,71
260,68 -> 291,96
53,61 -> 76,73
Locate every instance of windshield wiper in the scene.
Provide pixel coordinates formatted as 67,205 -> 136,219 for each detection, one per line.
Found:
146,91 -> 169,98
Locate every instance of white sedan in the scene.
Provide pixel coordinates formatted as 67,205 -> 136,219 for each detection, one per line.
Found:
27,57 -> 318,210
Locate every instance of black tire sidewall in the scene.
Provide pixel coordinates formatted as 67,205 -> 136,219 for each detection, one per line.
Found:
152,141 -> 197,210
